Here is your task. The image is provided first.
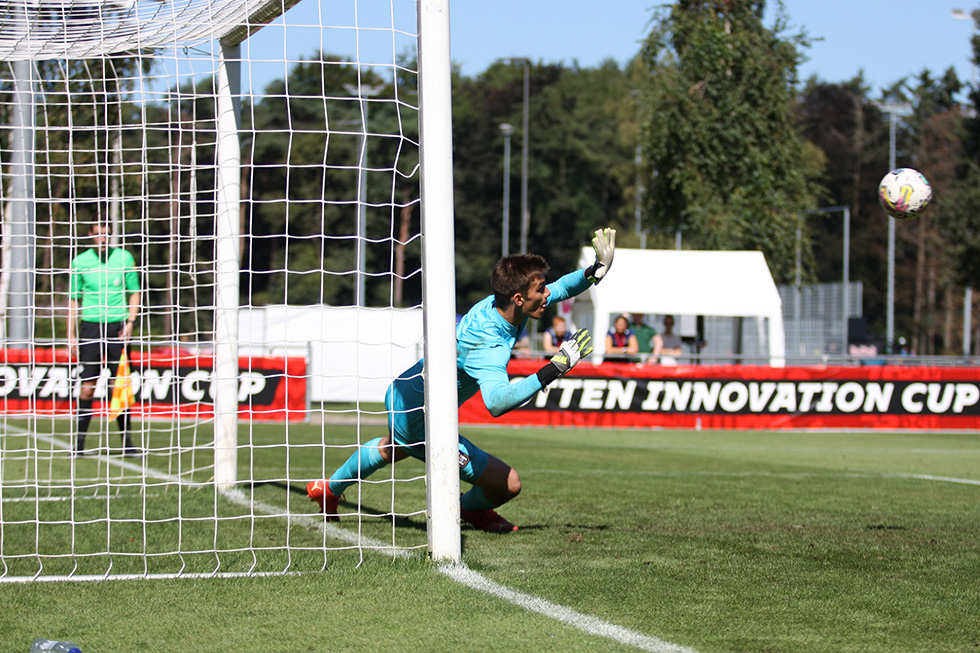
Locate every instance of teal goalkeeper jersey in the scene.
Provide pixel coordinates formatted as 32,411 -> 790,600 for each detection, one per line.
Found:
69,247 -> 140,323
386,268 -> 592,442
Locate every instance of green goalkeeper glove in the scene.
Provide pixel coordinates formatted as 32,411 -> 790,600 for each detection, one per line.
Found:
537,328 -> 593,387
585,228 -> 616,284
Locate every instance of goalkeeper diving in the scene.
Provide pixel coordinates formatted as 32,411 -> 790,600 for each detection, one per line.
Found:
308,228 -> 616,532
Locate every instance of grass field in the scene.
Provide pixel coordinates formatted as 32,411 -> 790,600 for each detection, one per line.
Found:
2,419 -> 979,652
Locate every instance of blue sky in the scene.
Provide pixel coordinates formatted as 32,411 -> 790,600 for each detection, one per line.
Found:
232,1 -> 977,97
448,1 -> 977,93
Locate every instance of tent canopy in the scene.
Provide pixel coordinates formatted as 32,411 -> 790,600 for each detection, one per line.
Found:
574,248 -> 786,366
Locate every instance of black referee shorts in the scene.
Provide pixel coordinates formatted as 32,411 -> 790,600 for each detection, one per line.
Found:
78,320 -> 127,383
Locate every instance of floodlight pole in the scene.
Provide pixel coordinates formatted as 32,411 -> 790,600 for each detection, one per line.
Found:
344,82 -> 385,307
887,110 -> 897,353
965,288 -> 974,356
808,206 -> 851,358
874,101 -> 911,353
634,145 -> 643,240
500,123 -> 513,257
494,58 -> 531,252
794,221 -> 802,356
519,60 -> 530,253
953,8 -> 976,355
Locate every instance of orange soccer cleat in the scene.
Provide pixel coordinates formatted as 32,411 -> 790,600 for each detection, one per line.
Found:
306,480 -> 341,521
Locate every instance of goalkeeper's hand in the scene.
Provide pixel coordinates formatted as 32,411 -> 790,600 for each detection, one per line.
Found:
585,228 -> 616,284
537,328 -> 593,387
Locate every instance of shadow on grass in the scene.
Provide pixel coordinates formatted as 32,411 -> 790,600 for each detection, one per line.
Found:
247,480 -> 426,532
246,481 -> 581,537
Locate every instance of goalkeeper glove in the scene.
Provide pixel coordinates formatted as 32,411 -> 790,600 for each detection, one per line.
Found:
536,328 -> 593,387
585,228 -> 616,284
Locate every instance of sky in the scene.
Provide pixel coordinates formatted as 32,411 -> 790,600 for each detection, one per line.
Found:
447,1 -> 978,93
226,1 -> 976,97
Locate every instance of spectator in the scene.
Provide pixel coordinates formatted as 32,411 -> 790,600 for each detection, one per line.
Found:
67,220 -> 141,456
605,314 -> 639,361
543,315 -> 571,354
652,315 -> 683,365
631,313 -> 658,359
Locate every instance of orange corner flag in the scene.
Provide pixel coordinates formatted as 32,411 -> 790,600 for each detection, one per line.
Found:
108,351 -> 135,420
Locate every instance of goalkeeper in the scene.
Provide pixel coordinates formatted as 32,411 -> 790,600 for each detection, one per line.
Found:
308,228 -> 615,533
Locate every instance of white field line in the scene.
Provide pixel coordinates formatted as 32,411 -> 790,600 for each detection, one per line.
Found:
2,424 -> 694,651
438,563 -> 697,653
9,424 -> 980,652
527,468 -> 980,485
223,489 -> 695,651
2,423 -> 207,487
2,493 -> 161,503
890,473 -> 980,486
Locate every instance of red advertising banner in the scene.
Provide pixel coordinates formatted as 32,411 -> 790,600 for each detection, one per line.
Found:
458,360 -> 980,430
0,347 -> 307,422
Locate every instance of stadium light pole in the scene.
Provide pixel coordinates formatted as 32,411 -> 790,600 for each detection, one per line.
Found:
953,7 -> 975,355
794,220 -> 803,356
518,60 -> 530,253
808,206 -> 851,358
495,58 -> 531,252
634,144 -> 643,239
874,101 -> 912,353
952,9 -> 977,87
500,123 -> 513,256
344,82 -> 385,307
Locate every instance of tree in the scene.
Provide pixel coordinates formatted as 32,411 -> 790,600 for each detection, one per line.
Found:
944,12 -> 980,347
797,75 -> 892,337
244,53 -> 421,308
639,0 -> 822,282
450,59 -> 636,308
903,69 -> 964,354
0,54 -> 150,338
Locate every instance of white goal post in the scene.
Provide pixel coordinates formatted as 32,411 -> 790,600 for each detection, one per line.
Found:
0,0 -> 460,580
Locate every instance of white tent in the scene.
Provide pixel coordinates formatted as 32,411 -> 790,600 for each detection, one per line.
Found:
575,248 -> 786,366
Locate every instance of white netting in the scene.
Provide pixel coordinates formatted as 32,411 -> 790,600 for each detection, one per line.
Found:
0,0 -> 429,580
0,0 -> 273,60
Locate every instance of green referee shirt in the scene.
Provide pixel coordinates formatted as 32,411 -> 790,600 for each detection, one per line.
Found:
69,247 -> 140,323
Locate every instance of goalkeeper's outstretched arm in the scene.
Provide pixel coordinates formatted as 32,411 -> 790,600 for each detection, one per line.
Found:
479,329 -> 595,417
476,228 -> 612,417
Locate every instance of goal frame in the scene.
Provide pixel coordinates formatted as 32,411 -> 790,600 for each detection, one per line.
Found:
0,0 -> 462,578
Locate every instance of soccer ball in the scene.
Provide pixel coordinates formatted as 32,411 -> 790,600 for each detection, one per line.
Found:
878,168 -> 932,220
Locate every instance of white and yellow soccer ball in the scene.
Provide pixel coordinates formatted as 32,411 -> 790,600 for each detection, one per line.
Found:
878,168 -> 932,220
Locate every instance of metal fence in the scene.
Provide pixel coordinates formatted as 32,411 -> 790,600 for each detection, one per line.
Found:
527,281 -> 977,367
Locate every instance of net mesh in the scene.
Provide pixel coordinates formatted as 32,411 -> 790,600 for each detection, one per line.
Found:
0,0 -> 425,580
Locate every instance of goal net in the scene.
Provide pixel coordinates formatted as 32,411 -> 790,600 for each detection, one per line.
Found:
0,0 -> 460,580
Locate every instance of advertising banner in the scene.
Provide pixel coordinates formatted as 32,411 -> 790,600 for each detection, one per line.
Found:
458,360 -> 980,430
0,348 -> 307,422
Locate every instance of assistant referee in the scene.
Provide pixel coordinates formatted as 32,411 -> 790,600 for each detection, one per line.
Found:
67,221 -> 141,456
